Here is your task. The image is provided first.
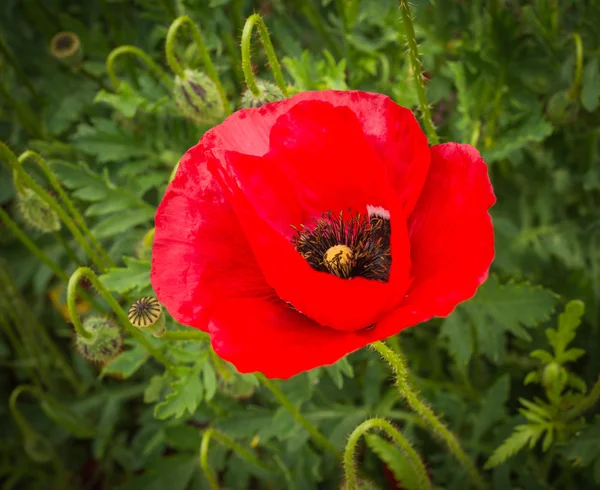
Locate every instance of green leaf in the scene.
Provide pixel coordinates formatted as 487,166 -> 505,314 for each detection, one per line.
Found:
473,375 -> 511,440
203,362 -> 217,401
94,83 -> 147,118
154,367 -> 204,420
101,343 -> 149,379
546,300 -> 584,361
324,357 -> 354,389
72,118 -> 150,163
581,59 -> 600,112
119,455 -> 199,490
482,112 -> 553,163
562,418 -> 600,467
365,433 -> 420,490
144,373 -> 170,403
91,208 -> 155,239
99,256 -> 151,294
93,397 -> 121,459
485,424 -> 545,469
441,277 -> 558,363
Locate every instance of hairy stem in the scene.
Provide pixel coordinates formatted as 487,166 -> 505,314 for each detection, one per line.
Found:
568,33 -> 584,100
241,14 -> 288,97
343,417 -> 431,490
106,45 -> 173,91
165,16 -> 230,114
398,0 -> 439,144
371,341 -> 488,490
19,151 -> 114,268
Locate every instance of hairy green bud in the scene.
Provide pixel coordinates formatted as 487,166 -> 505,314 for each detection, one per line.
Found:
241,79 -> 285,109
542,361 -> 565,388
16,188 -> 61,233
75,316 -> 122,363
173,69 -> 224,124
128,297 -> 166,337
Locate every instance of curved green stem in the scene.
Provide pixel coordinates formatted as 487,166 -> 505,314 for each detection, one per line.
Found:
19,151 -> 114,269
256,373 -> 340,457
106,45 -> 173,91
371,341 -> 488,490
398,0 -> 439,145
241,14 -> 288,97
162,329 -> 208,341
0,143 -> 107,271
165,16 -> 231,114
10,385 -> 40,437
67,267 -> 176,373
568,33 -> 584,100
343,417 -> 431,490
200,428 -> 274,490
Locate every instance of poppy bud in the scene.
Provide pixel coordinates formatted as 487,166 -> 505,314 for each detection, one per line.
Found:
50,32 -> 83,67
241,79 -> 285,108
74,316 -> 123,363
16,188 -> 61,233
128,297 -> 166,337
173,69 -> 224,124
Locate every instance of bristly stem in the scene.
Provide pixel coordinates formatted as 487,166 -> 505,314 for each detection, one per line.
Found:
343,417 -> 431,490
398,0 -> 440,145
0,143 -> 107,271
256,373 -> 340,458
241,14 -> 289,97
18,151 -> 115,269
568,33 -> 584,100
106,45 -> 174,91
165,16 -> 231,115
67,267 -> 176,373
371,341 -> 488,490
162,329 -> 209,341
200,428 -> 274,489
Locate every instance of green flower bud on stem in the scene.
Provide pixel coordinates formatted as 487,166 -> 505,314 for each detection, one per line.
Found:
173,69 -> 224,124
128,297 -> 166,337
50,32 -> 83,67
74,316 -> 123,363
241,78 -> 285,108
16,188 -> 61,233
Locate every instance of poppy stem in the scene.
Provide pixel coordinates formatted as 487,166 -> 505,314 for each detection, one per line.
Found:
398,0 -> 440,145
67,267 -> 177,374
256,373 -> 341,458
0,142 -> 108,272
567,33 -> 584,100
241,14 -> 289,98
343,417 -> 431,490
18,150 -> 115,269
200,428 -> 275,490
165,16 -> 231,115
371,340 -> 489,490
106,45 -> 174,92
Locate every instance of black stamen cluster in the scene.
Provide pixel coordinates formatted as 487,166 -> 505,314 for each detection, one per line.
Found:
292,211 -> 391,282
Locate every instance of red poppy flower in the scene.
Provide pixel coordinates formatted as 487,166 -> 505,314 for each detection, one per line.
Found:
151,90 -> 495,379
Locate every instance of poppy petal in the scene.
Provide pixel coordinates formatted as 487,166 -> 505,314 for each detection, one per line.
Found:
151,146 -> 271,330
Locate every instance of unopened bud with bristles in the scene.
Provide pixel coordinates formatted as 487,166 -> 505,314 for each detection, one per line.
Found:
173,69 -> 224,124
50,32 -> 83,66
16,188 -> 61,233
74,316 -> 122,363
241,79 -> 285,109
129,297 -> 166,337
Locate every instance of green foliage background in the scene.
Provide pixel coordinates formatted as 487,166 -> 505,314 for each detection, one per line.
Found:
1,0 -> 599,489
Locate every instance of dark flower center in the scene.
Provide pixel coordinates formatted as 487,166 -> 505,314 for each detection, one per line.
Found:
292,209 -> 391,282
128,296 -> 162,327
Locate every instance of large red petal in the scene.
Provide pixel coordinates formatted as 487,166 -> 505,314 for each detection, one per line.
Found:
210,148 -> 412,332
151,146 -> 270,330
375,143 -> 495,333
199,91 -> 430,216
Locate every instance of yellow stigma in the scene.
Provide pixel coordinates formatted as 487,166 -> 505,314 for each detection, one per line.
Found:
323,245 -> 354,278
